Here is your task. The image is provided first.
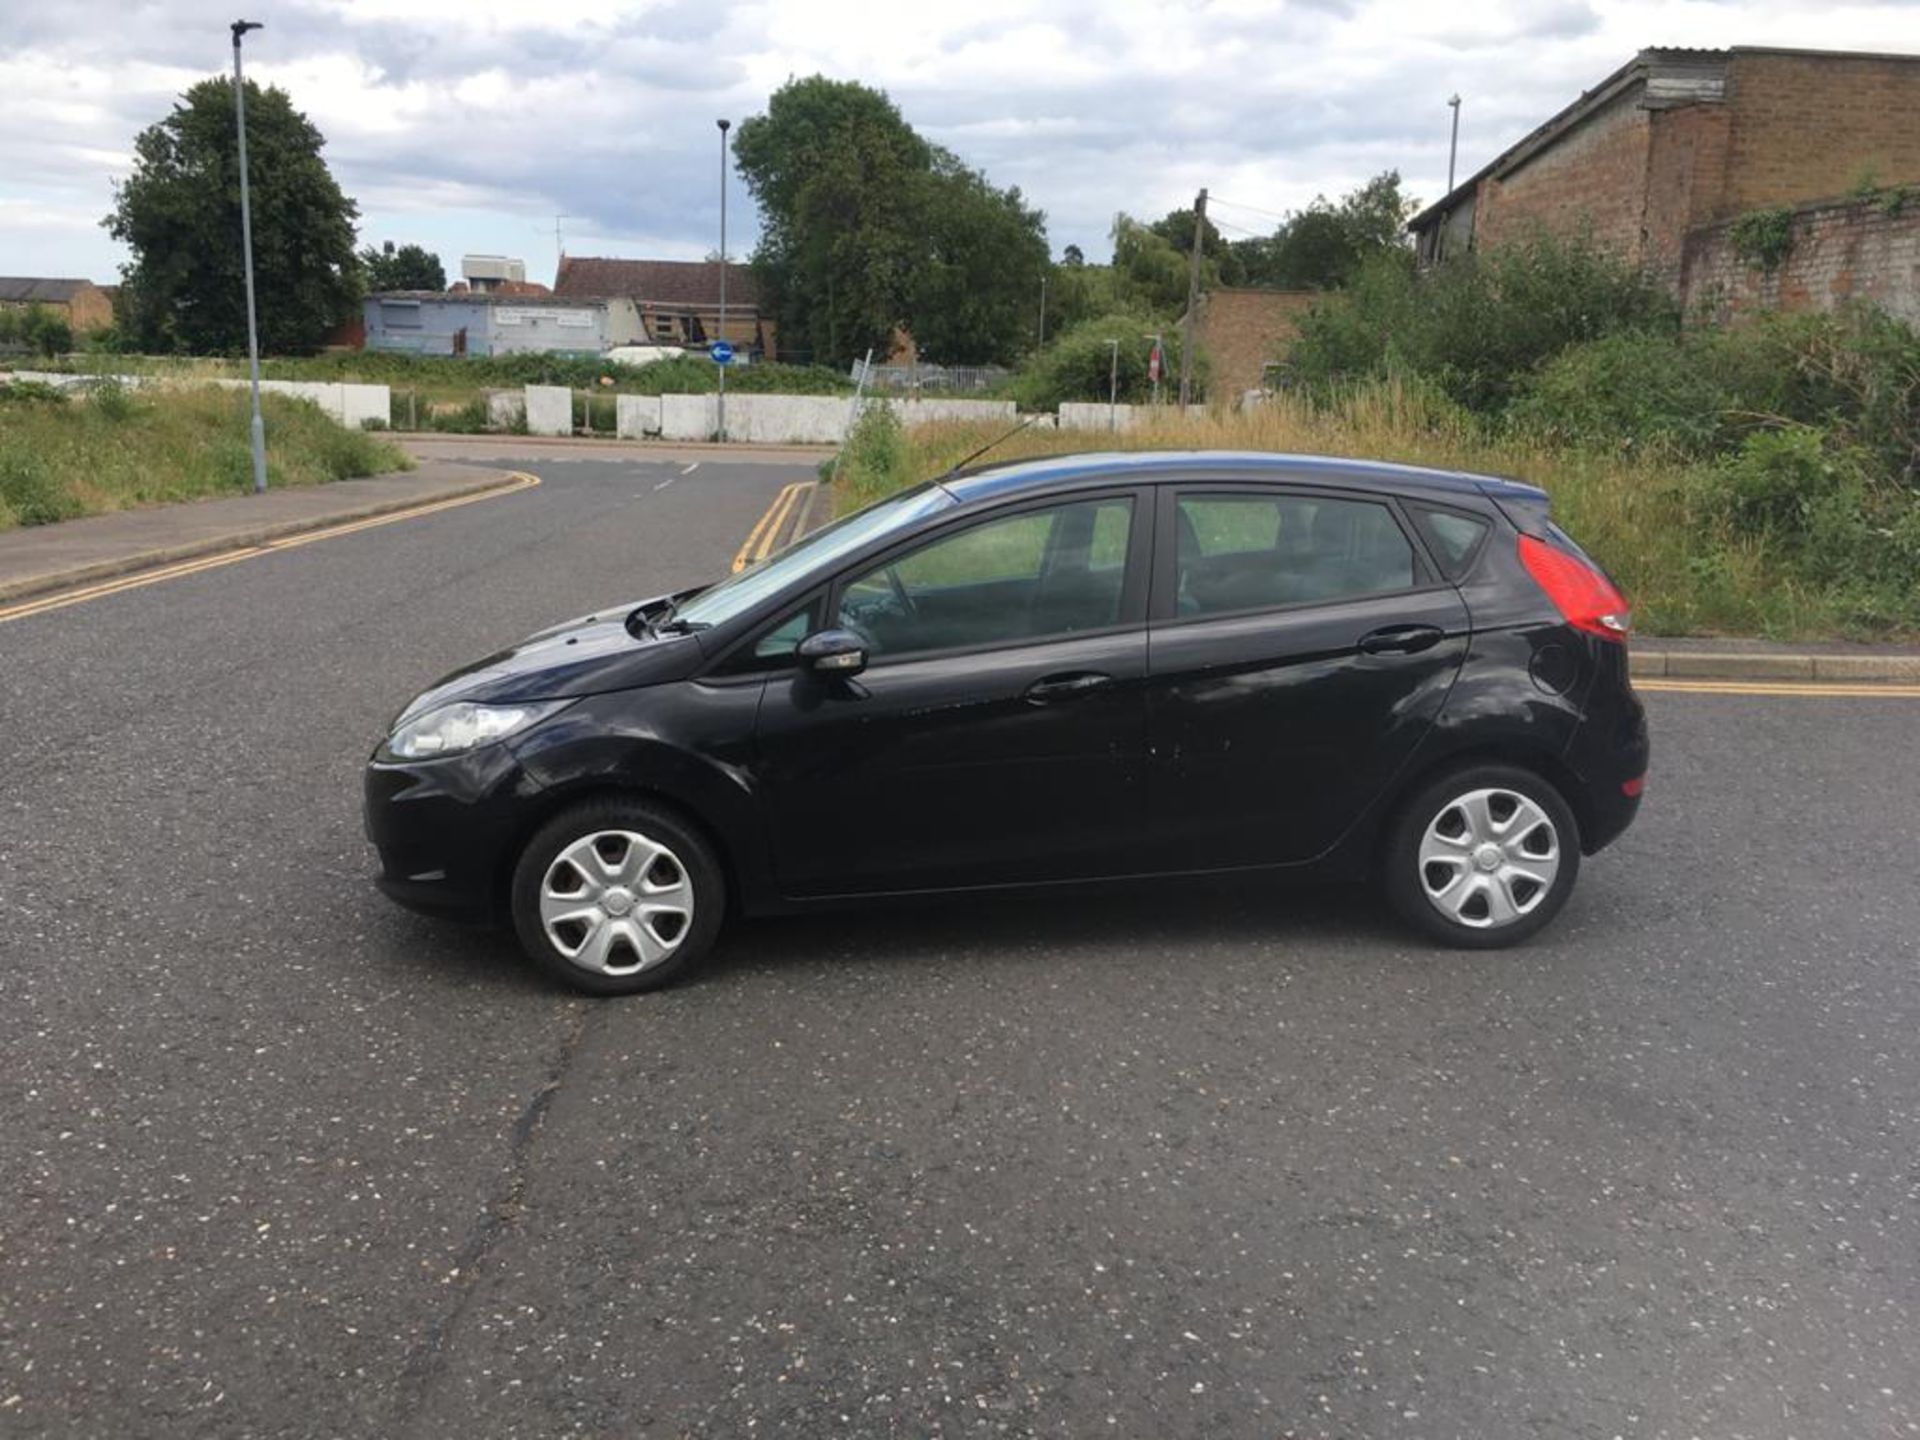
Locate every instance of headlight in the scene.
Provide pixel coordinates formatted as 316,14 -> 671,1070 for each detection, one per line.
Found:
379,700 -> 571,761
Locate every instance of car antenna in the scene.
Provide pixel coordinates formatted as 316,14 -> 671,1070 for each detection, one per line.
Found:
940,415 -> 1041,480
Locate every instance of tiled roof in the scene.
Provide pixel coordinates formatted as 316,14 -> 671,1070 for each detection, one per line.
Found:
0,278 -> 95,304
554,256 -> 760,308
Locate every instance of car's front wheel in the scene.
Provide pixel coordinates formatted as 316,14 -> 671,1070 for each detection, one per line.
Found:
1384,764 -> 1581,948
510,798 -> 725,994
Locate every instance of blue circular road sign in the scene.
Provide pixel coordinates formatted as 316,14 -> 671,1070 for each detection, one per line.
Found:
710,341 -> 736,365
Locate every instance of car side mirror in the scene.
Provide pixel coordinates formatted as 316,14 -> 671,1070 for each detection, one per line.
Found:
797,629 -> 868,677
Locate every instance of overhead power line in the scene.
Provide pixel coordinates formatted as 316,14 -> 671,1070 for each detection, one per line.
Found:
1208,195 -> 1293,223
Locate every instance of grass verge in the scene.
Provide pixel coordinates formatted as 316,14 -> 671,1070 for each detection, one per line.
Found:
833,381 -> 1918,641
0,382 -> 413,530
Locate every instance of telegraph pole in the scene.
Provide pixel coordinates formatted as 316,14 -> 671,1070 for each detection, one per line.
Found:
1177,187 -> 1207,410
231,20 -> 267,493
1037,273 -> 1048,347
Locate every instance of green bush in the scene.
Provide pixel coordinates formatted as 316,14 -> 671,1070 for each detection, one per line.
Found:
0,444 -> 85,525
1290,231 -> 1679,413
1512,331 -> 1731,453
258,350 -> 854,396
89,377 -> 140,422
0,378 -> 70,406
834,402 -> 912,510
1011,313 -> 1199,410
426,397 -> 490,433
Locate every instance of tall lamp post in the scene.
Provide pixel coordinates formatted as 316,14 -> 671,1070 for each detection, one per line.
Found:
232,20 -> 267,493
1446,94 -> 1462,194
716,118 -> 730,443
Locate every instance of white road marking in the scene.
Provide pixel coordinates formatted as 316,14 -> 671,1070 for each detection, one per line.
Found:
680,462 -> 700,475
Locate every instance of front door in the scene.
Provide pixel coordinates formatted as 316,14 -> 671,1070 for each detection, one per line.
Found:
754,491 -> 1152,897
1146,485 -> 1470,869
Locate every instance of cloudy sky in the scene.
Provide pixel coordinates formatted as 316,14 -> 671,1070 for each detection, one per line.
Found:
3,0 -> 1915,287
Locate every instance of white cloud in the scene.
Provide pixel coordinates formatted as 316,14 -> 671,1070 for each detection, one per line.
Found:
0,0 -> 1915,285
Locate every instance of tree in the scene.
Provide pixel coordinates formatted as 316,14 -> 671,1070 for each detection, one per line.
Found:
735,75 -> 1052,367
105,77 -> 360,354
1231,171 -> 1416,290
361,241 -> 445,292
1061,244 -> 1085,267
905,152 -> 1050,364
734,77 -> 932,367
16,304 -> 73,358
1110,214 -> 1207,314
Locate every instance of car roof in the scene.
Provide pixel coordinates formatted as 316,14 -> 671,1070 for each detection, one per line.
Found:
940,450 -> 1548,508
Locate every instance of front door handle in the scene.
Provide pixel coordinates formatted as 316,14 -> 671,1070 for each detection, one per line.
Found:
1025,671 -> 1114,703
1358,624 -> 1445,656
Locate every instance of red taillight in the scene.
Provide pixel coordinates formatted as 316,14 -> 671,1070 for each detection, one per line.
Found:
1517,534 -> 1630,642
1622,775 -> 1645,798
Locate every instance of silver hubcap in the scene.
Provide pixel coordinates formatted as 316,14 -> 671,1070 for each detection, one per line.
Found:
1417,787 -> 1560,929
539,829 -> 694,974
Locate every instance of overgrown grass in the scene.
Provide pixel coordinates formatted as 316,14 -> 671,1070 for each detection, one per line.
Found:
0,382 -> 411,529
834,380 -> 1918,640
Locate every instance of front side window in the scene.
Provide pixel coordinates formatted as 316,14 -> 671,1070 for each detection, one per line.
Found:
837,498 -> 1135,658
1174,492 -> 1415,616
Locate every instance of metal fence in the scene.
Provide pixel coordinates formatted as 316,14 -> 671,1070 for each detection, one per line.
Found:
854,362 -> 1013,395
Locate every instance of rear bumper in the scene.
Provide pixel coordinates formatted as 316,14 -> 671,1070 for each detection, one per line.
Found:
1567,643 -> 1649,854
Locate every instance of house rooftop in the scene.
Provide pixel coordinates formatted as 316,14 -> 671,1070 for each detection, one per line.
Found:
0,278 -> 96,304
554,256 -> 759,308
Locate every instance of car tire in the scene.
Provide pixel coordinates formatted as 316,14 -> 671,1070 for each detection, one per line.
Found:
1384,763 -> 1581,949
510,797 -> 726,995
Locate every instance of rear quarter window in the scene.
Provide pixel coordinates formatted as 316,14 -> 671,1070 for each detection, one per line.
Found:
1408,504 -> 1492,580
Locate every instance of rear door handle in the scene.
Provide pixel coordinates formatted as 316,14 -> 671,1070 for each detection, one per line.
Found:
1358,624 -> 1445,656
1024,671 -> 1114,703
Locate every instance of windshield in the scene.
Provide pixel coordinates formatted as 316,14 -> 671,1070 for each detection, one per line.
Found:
672,481 -> 957,630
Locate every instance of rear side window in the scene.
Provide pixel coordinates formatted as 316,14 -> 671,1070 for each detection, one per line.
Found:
1407,504 -> 1492,580
1173,492 -> 1416,616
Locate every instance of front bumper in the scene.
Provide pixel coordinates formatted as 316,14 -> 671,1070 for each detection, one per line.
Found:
364,744 -> 542,922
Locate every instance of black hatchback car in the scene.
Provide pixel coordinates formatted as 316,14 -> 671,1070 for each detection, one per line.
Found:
366,452 -> 1647,993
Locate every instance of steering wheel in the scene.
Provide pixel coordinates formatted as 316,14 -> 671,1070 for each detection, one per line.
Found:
883,565 -> 917,620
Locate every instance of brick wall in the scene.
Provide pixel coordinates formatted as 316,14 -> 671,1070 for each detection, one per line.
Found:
1476,90 -> 1653,261
1720,52 -> 1920,220
1194,289 -> 1317,398
1681,197 -> 1920,325
1643,102 -> 1733,284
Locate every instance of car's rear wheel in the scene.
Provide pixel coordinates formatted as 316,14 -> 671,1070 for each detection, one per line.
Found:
1384,764 -> 1580,948
510,798 -> 725,994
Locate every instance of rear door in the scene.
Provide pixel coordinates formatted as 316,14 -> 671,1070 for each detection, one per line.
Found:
1144,483 -> 1469,868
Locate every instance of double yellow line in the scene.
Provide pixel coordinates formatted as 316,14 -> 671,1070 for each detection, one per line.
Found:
731,480 -> 817,573
0,472 -> 539,626
1638,677 -> 1920,698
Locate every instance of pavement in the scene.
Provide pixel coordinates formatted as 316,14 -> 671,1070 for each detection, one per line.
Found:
2,441 -> 1917,1438
0,461 -> 530,606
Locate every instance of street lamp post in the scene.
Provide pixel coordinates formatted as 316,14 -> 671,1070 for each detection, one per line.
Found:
1446,94 -> 1462,194
231,20 -> 267,493
716,118 -> 730,443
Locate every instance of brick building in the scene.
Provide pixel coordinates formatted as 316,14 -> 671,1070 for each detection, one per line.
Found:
0,277 -> 115,335
1408,47 -> 1920,319
1181,288 -> 1317,399
552,257 -> 774,355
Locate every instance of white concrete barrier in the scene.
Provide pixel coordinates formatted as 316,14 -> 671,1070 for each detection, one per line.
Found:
487,390 -> 525,428
661,393 -> 716,441
5,370 -> 394,429
524,384 -> 571,437
895,398 -> 1018,426
616,394 -> 662,438
1057,401 -> 1139,432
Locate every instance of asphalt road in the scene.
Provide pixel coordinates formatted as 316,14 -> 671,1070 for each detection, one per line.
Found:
2,450 -> 1916,1439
